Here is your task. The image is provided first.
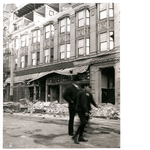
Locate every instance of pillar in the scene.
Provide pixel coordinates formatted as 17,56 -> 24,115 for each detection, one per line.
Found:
40,27 -> 44,64
54,21 -> 58,62
59,84 -> 62,103
114,62 -> 120,106
95,67 -> 102,104
28,32 -> 32,67
70,14 -> 76,59
89,5 -> 97,55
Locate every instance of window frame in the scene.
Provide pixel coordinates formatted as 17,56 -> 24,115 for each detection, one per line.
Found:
67,43 -> 70,58
78,39 -> 84,56
60,44 -> 65,59
100,32 -> 107,51
21,56 -> 25,68
32,53 -> 36,66
86,38 -> 90,55
45,25 -> 50,39
44,49 -> 49,63
78,10 -> 84,27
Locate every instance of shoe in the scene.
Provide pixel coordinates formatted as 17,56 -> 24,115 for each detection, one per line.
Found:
78,136 -> 88,142
72,134 -> 80,144
69,133 -> 74,136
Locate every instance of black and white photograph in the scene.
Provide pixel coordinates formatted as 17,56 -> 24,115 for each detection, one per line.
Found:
2,1 -> 121,149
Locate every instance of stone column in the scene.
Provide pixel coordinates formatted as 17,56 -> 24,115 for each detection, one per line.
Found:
59,84 -> 62,103
40,27 -> 44,64
114,62 -> 120,106
70,14 -> 76,59
54,21 -> 58,63
114,3 -> 120,49
89,5 -> 97,55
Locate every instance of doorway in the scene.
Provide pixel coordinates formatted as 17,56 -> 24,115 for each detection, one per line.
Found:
101,67 -> 115,104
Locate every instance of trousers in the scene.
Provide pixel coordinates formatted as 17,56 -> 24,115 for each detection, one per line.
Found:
68,109 -> 76,135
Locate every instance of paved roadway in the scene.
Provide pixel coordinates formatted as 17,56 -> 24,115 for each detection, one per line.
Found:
3,113 -> 120,148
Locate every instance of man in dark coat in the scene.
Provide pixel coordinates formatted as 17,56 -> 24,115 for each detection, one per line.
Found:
72,83 -> 90,144
86,85 -> 98,122
63,83 -> 80,136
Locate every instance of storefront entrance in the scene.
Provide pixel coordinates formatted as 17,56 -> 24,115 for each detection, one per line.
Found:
101,67 -> 115,104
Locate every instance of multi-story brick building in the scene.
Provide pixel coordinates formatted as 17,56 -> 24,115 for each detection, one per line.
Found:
5,3 -> 120,106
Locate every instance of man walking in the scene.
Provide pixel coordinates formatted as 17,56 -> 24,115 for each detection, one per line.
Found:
72,83 -> 90,144
63,83 -> 80,136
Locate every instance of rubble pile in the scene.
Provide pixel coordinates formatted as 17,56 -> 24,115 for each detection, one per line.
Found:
3,99 -> 120,119
90,103 -> 120,119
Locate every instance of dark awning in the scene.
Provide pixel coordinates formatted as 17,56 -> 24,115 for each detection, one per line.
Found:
5,73 -> 39,84
28,65 -> 89,83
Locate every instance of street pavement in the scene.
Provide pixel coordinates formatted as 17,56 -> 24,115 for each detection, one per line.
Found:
3,112 -> 120,148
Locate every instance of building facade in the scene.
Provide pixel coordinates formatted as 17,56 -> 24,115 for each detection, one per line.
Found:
5,3 -> 120,106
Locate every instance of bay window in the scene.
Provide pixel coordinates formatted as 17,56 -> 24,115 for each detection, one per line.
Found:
60,17 -> 70,33
60,45 -> 65,59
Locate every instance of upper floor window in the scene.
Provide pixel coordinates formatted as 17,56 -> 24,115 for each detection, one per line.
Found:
60,19 -> 65,33
50,48 -> 54,63
44,49 -> 49,63
16,38 -> 19,49
67,44 -> 70,58
100,3 -> 107,20
37,52 -> 40,65
32,53 -> 36,66
60,44 -> 65,59
110,31 -> 114,50
21,56 -> 25,68
109,3 -> 114,17
78,39 -> 84,55
51,24 -> 54,37
32,30 -> 40,43
86,9 -> 90,25
60,17 -> 70,33
15,58 -> 18,70
21,35 -> 28,47
86,38 -> 90,55
100,32 -> 107,51
78,9 -> 90,27
45,25 -> 50,39
78,11 -> 84,27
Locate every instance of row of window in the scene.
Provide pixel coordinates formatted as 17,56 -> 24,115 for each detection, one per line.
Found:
13,3 -> 114,69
